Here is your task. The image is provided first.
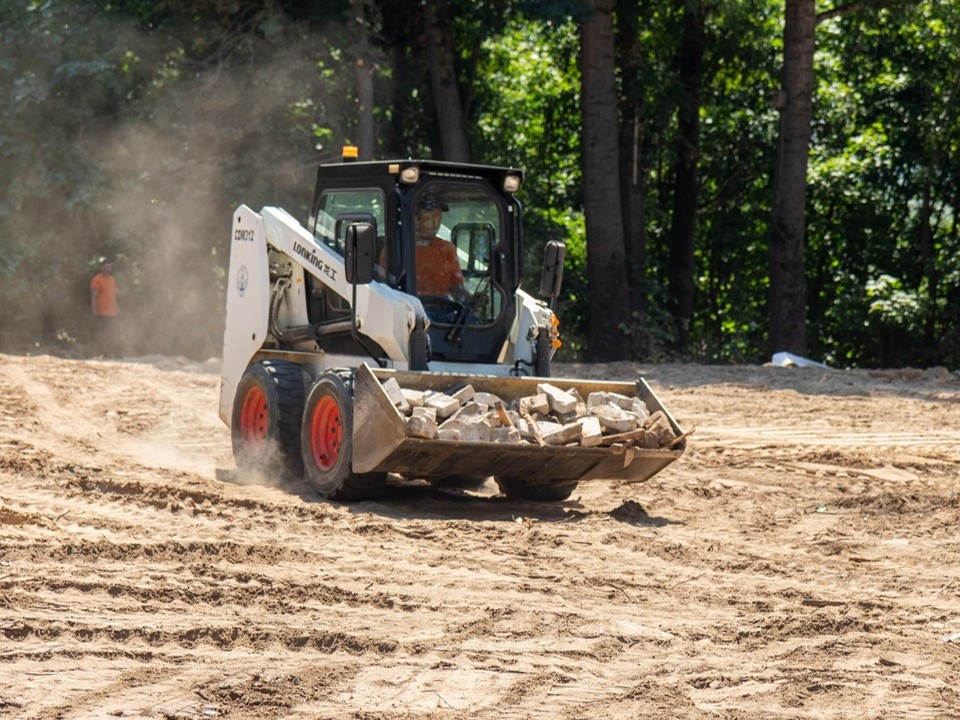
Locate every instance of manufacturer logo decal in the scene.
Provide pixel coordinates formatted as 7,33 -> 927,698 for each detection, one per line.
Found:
237,265 -> 249,297
293,241 -> 338,281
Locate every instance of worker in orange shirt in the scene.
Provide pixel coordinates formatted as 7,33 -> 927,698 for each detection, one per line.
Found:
413,197 -> 472,304
90,257 -> 120,356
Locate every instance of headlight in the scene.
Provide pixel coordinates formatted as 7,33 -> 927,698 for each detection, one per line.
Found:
503,173 -> 522,193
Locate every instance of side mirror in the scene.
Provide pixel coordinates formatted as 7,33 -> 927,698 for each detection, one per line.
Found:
539,240 -> 565,304
345,223 -> 377,285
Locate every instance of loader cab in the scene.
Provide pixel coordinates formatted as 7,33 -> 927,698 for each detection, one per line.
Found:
308,159 -> 524,365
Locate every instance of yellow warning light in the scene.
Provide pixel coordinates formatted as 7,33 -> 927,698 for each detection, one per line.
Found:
550,313 -> 560,327
342,145 -> 359,161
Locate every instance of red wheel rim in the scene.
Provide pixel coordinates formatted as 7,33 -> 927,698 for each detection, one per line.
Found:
239,385 -> 268,447
309,395 -> 342,471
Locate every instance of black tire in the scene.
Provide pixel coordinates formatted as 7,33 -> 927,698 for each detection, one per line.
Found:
231,360 -> 306,477
494,476 -> 578,502
300,372 -> 386,500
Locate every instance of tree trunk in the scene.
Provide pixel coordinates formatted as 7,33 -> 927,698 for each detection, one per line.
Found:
373,0 -> 421,156
668,0 -> 707,354
580,0 -> 631,360
355,57 -> 375,159
349,0 -> 376,158
387,43 -> 409,156
768,0 -> 815,356
918,181 -> 937,353
616,0 -> 648,314
422,0 -> 471,162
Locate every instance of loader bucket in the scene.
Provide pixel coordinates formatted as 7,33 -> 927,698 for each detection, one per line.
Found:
351,364 -> 685,484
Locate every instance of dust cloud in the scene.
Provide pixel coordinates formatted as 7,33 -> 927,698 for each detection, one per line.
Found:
4,12 -> 374,360
88,41 -> 324,360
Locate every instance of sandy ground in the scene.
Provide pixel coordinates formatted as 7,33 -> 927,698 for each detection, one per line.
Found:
1,352 -> 959,719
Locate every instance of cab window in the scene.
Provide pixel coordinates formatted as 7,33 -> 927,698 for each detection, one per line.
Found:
412,183 -> 505,326
315,189 -> 385,255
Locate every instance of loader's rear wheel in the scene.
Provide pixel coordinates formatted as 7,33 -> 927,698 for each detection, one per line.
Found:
231,360 -> 306,478
301,373 -> 386,500
495,476 -> 578,502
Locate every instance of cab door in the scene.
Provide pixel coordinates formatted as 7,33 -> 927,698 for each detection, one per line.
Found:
402,179 -> 517,364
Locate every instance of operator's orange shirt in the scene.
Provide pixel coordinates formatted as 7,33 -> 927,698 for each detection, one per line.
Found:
415,237 -> 464,296
90,272 -> 118,316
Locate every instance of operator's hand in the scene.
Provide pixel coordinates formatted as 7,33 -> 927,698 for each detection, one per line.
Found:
470,291 -> 490,314
449,285 -> 473,305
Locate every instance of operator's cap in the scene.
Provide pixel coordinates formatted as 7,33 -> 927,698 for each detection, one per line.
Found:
417,196 -> 449,212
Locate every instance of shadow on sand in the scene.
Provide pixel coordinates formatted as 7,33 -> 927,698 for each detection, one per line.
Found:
217,468 -> 683,528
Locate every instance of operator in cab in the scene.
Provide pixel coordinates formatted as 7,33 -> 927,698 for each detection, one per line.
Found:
413,197 -> 473,304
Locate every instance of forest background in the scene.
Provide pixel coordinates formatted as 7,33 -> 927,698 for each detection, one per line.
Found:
0,0 -> 957,368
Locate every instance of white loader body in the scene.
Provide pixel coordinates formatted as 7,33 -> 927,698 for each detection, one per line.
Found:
219,204 -> 555,426
218,155 -> 685,502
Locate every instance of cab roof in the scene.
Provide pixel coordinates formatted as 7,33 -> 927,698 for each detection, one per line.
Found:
315,158 -> 524,187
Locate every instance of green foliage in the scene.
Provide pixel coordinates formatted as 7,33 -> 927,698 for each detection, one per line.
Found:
0,0 -> 957,367
630,0 -> 780,363
866,274 -> 923,328
805,0 -> 960,367
472,16 -> 590,355
474,19 -> 582,208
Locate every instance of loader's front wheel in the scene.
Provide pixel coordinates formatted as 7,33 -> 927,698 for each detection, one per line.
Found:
495,476 -> 578,502
231,360 -> 306,478
301,373 -> 386,500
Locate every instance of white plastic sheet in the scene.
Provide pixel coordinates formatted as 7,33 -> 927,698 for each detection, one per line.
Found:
771,351 -> 829,369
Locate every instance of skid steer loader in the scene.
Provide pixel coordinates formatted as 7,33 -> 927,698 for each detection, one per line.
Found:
219,148 -> 685,501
